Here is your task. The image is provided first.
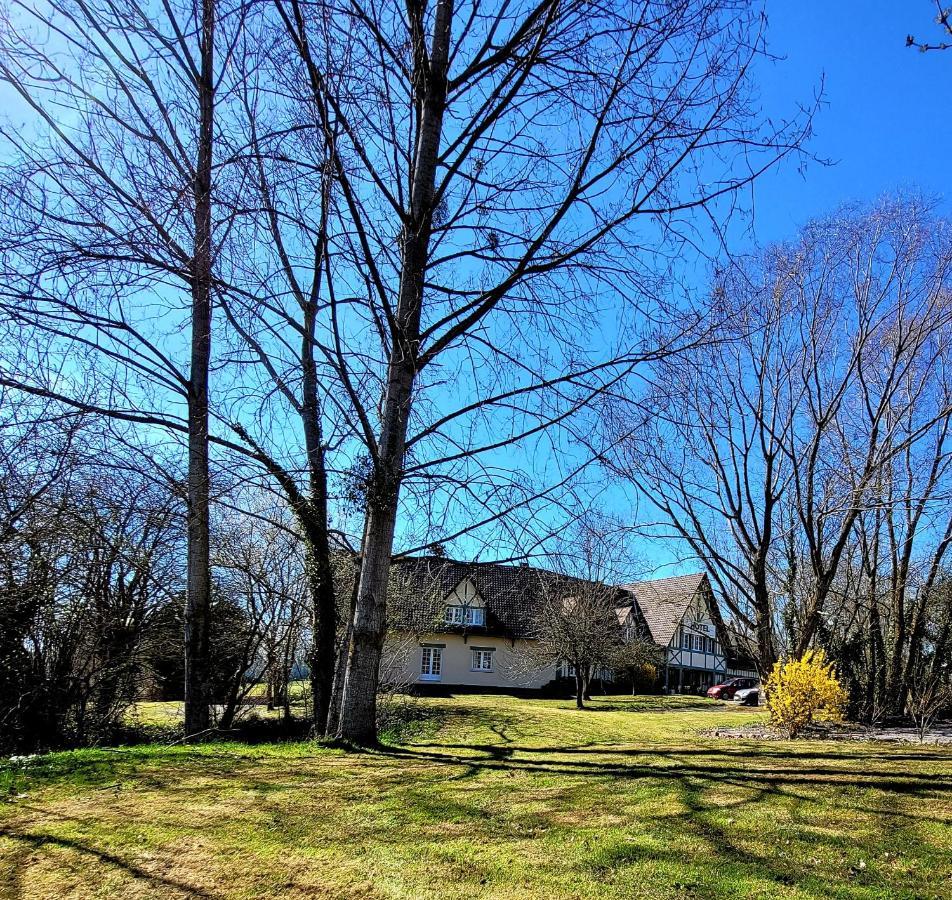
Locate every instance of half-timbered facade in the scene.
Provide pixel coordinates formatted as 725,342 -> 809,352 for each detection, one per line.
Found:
379,557 -> 756,693
617,574 -> 756,692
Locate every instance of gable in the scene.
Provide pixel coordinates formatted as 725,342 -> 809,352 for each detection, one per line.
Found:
681,592 -> 716,635
619,573 -> 708,647
445,578 -> 484,607
385,557 -> 597,639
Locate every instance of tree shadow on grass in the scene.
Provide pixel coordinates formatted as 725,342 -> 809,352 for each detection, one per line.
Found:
581,780 -> 891,900
374,742 -> 952,824
0,826 -> 219,898
411,740 -> 952,765
373,744 -> 949,898
3,740 -> 947,900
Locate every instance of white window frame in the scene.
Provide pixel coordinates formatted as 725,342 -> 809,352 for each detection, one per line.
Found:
471,648 -> 494,672
445,604 -> 485,626
420,646 -> 443,680
464,606 -> 485,626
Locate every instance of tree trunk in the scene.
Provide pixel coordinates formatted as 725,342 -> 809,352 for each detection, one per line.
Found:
300,253 -> 337,735
183,0 -> 215,737
794,577 -> 830,658
575,672 -> 584,709
335,0 -> 454,744
754,593 -> 777,675
336,482 -> 403,742
307,546 -> 337,735
265,646 -> 276,711
218,693 -> 238,731
752,552 -> 777,674
326,556 -> 361,737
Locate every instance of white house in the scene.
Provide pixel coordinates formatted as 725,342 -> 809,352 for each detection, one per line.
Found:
617,573 -> 757,692
380,557 -> 757,693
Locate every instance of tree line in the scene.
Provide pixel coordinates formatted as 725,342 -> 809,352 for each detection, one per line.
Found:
598,200 -> 952,721
0,401 -> 311,753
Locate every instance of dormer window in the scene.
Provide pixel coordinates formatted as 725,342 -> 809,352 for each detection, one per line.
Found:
443,577 -> 486,627
445,605 -> 485,626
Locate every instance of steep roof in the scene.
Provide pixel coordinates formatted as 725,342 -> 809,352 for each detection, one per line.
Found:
377,556 -> 712,648
385,556 -> 598,640
618,573 -> 707,646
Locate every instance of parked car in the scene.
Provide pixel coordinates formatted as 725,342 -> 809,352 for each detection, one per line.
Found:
706,677 -> 758,700
733,685 -> 761,706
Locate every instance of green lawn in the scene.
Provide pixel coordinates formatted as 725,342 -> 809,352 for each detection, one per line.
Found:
1,694 -> 949,899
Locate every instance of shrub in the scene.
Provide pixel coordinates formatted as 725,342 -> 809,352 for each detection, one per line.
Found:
764,649 -> 848,738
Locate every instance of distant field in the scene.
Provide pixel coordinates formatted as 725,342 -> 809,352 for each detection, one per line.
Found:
1,694 -> 949,899
127,681 -> 313,730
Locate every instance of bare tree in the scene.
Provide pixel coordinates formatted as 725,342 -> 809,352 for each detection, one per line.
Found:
1,0 -> 813,743
906,672 -> 952,742
0,408 -> 183,753
0,0 -> 244,733
520,515 -> 648,707
211,507 -> 308,728
599,261 -> 799,674
528,580 -> 623,708
601,200 -> 952,677
268,0 -> 812,742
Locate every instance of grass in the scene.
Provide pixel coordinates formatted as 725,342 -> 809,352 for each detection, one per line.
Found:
0,694 -> 949,899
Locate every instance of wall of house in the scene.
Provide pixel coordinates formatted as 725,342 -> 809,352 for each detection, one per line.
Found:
382,632 -> 557,690
664,591 -> 727,677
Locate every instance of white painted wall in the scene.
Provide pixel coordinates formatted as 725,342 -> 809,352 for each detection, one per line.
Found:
382,632 -> 557,689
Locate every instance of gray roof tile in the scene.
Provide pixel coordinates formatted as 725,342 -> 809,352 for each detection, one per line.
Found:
384,557 -> 709,649
618,573 -> 707,646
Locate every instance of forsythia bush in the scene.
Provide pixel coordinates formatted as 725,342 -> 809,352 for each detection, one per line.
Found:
764,649 -> 848,738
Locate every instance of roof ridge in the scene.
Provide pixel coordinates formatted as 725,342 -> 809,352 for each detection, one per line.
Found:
619,572 -> 706,589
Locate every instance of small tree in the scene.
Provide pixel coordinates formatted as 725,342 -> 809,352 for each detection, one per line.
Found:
610,638 -> 664,696
764,650 -> 848,738
906,674 -> 952,743
526,578 -> 623,709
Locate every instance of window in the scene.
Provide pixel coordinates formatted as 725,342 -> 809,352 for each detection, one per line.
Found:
465,606 -> 485,626
471,648 -> 494,671
683,631 -> 703,652
421,646 -> 442,680
444,605 -> 485,626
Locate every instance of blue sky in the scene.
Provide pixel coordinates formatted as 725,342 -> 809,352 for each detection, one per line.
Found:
748,1 -> 950,243
413,2 -> 952,578
599,1 -> 952,580
3,0 -> 949,580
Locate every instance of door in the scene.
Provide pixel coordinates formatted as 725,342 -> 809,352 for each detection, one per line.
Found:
420,646 -> 443,681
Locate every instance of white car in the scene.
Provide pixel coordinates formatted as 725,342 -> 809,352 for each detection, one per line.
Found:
733,684 -> 761,706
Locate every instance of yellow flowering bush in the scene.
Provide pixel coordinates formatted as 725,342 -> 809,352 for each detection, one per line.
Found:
763,649 -> 848,738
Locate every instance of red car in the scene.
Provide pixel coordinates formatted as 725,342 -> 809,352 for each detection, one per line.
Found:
707,677 -> 758,700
